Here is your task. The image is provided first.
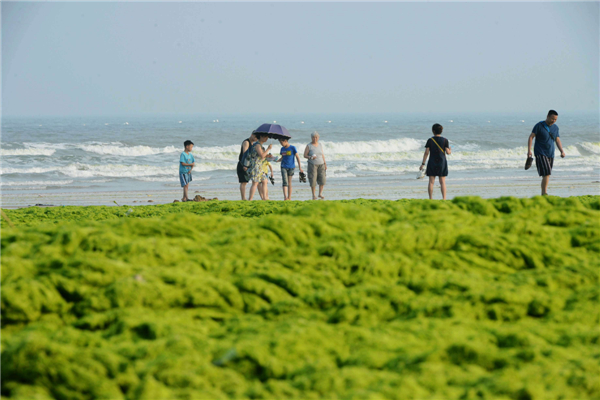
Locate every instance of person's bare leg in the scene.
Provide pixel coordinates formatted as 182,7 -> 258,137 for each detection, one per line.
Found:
240,182 -> 247,200
257,181 -> 265,200
311,186 -> 317,200
182,184 -> 189,201
541,175 -> 550,195
287,182 -> 292,200
282,185 -> 288,200
249,182 -> 259,201
428,176 -> 435,199
439,176 -> 447,200
264,181 -> 269,200
318,185 -> 324,199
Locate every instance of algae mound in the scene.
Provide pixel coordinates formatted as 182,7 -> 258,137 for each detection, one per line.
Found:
2,196 -> 599,399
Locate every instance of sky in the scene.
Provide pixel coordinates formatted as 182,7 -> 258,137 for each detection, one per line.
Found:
2,2 -> 599,116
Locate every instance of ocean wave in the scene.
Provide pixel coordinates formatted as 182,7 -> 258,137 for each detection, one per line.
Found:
77,144 -> 180,156
0,167 -> 57,175
0,162 -> 235,177
355,164 -> 413,173
1,148 -> 56,156
134,176 -> 211,182
553,167 -> 595,172
188,139 -> 422,162
22,142 -> 70,150
577,142 -> 600,156
13,140 -> 599,165
320,138 -> 423,154
328,171 -> 356,178
0,179 -> 73,187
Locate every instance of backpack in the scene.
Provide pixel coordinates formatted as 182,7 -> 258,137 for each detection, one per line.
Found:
242,142 -> 258,168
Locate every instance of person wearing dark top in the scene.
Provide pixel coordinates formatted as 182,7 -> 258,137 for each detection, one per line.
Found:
420,123 -> 451,200
527,110 -> 566,196
237,132 -> 257,200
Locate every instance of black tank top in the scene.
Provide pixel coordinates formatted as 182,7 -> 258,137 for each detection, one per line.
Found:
238,139 -> 250,163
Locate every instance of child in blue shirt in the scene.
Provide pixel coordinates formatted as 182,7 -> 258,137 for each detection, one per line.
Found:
277,138 -> 303,200
179,140 -> 195,202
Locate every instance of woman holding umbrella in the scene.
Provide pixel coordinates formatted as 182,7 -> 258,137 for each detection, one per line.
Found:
248,123 -> 293,201
247,132 -> 272,201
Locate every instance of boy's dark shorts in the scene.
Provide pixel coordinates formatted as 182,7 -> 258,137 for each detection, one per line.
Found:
237,162 -> 249,183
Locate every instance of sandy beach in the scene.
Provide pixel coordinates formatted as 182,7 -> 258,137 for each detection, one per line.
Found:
2,175 -> 598,208
3,2 -> 599,398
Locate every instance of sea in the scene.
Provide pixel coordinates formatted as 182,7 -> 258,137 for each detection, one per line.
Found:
1,112 -> 599,206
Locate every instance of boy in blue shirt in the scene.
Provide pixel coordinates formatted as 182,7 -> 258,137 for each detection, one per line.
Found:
277,138 -> 303,201
179,140 -> 195,202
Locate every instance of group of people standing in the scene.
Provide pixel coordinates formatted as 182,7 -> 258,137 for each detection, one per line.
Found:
417,109 -> 564,200
178,110 -> 565,202
237,131 -> 327,201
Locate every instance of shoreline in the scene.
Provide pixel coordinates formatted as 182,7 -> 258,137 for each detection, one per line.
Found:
2,178 -> 598,208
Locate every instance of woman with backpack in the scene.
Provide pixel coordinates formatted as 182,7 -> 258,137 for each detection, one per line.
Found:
237,132 -> 257,200
420,123 -> 451,200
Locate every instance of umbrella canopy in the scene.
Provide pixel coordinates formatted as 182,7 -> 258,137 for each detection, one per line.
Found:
253,123 -> 291,140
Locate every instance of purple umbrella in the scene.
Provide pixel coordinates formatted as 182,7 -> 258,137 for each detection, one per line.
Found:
253,123 -> 291,140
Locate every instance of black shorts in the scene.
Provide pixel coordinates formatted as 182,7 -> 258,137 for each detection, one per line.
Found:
535,155 -> 554,177
426,159 -> 448,177
237,162 -> 249,183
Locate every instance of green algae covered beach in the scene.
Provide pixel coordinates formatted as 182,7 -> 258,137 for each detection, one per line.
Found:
1,196 -> 599,399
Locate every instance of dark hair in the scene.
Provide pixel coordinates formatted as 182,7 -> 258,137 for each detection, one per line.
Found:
184,140 -> 194,147
255,133 -> 268,140
432,124 -> 443,135
548,110 -> 558,117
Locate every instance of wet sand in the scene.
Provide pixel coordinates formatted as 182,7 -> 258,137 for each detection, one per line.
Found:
1,176 -> 598,208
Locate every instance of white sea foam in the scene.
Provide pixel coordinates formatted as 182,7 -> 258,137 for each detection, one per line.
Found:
355,164 -> 414,173
192,145 -> 240,161
13,140 -> 598,168
88,179 -> 113,183
324,165 -> 356,178
1,148 -> 56,156
0,179 -> 73,186
135,176 -> 211,182
1,162 -> 235,177
77,144 -> 179,156
181,138 -> 423,162
0,167 -> 58,175
577,142 -> 600,155
3,141 -> 597,184
553,167 -> 595,172
320,138 -> 422,155
23,142 -> 70,150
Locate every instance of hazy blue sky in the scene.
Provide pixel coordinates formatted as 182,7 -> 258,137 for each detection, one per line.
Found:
2,2 -> 598,116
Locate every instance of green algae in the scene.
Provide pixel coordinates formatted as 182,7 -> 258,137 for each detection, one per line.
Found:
1,196 -> 599,399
